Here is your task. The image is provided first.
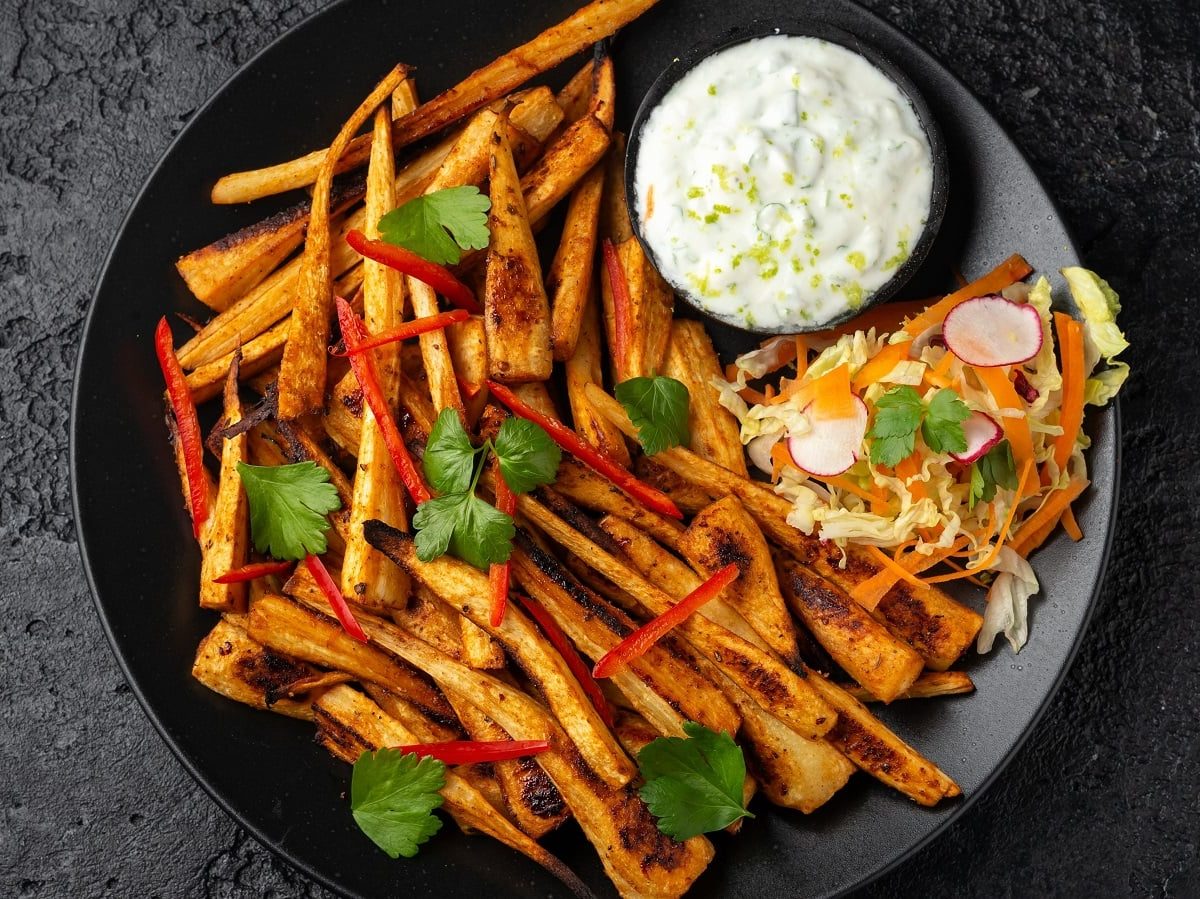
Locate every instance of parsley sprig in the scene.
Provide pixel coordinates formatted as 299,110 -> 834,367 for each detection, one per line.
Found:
236,461 -> 341,560
968,439 -> 1019,509
868,386 -> 971,467
413,410 -> 561,569
616,375 -> 691,456
351,748 -> 445,858
637,722 -> 753,840
377,186 -> 491,266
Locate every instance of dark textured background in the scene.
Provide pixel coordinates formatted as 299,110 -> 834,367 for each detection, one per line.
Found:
1,0 -> 1197,896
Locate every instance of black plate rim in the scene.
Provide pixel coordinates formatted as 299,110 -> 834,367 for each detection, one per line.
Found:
68,1 -> 1123,895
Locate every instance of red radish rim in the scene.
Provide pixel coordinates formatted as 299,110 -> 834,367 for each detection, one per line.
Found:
943,294 -> 1043,367
950,410 -> 1004,463
787,397 -> 869,477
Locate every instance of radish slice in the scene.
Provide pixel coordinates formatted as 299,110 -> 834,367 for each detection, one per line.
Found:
950,411 -> 1003,463
942,295 -> 1043,367
787,397 -> 869,477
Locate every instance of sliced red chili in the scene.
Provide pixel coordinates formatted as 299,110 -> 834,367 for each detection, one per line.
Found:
346,229 -> 481,313
212,560 -> 293,584
305,554 -> 368,643
336,297 -> 432,504
155,316 -> 208,539
602,238 -> 632,376
391,739 -> 551,765
514,592 -> 615,728
488,473 -> 516,628
592,563 -> 740,678
331,308 -> 469,356
486,380 -> 683,520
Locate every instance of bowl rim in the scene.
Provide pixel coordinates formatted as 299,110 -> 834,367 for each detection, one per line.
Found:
624,19 -> 950,335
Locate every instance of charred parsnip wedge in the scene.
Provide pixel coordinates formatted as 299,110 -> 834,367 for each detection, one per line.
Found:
842,671 -> 974,703
334,606 -> 714,899
676,496 -> 800,666
278,65 -> 410,419
446,692 -> 569,839
633,457 -> 713,516
602,236 -> 674,381
600,133 -> 633,244
585,383 -> 982,669
484,123 -> 552,383
565,286 -> 632,467
514,493 -> 836,741
662,321 -> 748,476
312,685 -> 592,898
210,0 -> 659,204
509,533 -> 740,739
192,619 -> 318,720
179,90 -> 561,371
324,356 -> 438,459
249,592 -> 457,733
552,458 -> 683,549
198,360 -> 249,612
446,315 -> 490,425
777,557 -> 924,703
363,522 -> 637,789
341,103 -> 412,609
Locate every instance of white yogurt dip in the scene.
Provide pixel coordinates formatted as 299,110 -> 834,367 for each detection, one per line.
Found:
633,35 -> 934,330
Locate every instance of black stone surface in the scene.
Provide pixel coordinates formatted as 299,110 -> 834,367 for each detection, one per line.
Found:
1,0 -> 1196,896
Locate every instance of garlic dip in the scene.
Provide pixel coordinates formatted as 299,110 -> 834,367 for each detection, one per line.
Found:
633,35 -> 933,330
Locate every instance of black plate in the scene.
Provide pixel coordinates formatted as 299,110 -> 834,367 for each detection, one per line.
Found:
71,0 -> 1119,897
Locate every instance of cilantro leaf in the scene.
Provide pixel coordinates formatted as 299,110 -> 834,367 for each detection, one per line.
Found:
494,417 -> 561,494
413,492 -> 515,570
637,721 -> 753,841
868,386 -> 923,467
970,439 -> 1018,508
350,748 -> 445,859
377,186 -> 491,265
615,376 -> 691,456
236,461 -> 341,560
423,409 -> 479,495
921,389 -> 971,454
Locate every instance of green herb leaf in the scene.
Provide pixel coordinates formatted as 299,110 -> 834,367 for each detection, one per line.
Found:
377,186 -> 491,265
970,439 -> 1018,508
615,376 -> 691,456
637,721 -> 753,841
350,748 -> 445,858
236,461 -> 341,560
423,409 -> 479,495
921,389 -> 971,454
494,417 -> 561,494
413,492 -> 515,570
867,386 -> 923,467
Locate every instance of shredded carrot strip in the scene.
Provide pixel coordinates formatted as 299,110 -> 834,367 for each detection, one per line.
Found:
739,386 -> 768,405
764,383 -> 776,401
923,350 -> 957,389
850,536 -> 968,610
767,380 -> 814,407
1052,312 -> 1086,473
940,558 -> 990,588
869,485 -> 890,516
923,459 -> 1034,582
866,545 -> 926,588
852,340 -> 912,391
808,298 -> 932,341
770,442 -> 792,481
1061,505 -> 1083,541
903,255 -> 1033,337
1009,477 -> 1089,556
973,366 -> 1035,474
811,364 -> 854,419
894,453 -> 927,501
725,363 -> 739,382
817,474 -> 878,504
794,336 -> 809,379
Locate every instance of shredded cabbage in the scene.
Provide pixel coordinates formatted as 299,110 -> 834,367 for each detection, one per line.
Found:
1062,266 -> 1130,405
976,548 -> 1040,653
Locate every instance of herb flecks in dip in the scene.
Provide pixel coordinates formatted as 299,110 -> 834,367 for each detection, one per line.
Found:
634,35 -> 934,330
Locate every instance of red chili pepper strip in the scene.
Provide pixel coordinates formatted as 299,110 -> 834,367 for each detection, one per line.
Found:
602,238 -> 632,375
337,298 -> 433,504
346,229 -> 481,313
154,316 -> 208,539
391,740 -> 551,765
592,563 -> 740,678
212,560 -> 294,584
305,554 -> 368,643
514,593 -> 616,728
486,380 -> 683,520
332,309 -> 469,356
488,474 -> 517,628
